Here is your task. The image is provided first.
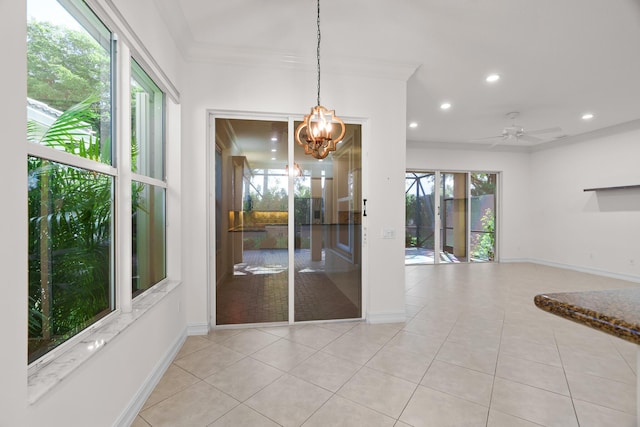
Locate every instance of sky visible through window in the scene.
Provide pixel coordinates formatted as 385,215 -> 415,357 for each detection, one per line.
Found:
28,0 -> 82,30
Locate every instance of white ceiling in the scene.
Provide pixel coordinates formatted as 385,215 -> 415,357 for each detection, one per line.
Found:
154,0 -> 640,149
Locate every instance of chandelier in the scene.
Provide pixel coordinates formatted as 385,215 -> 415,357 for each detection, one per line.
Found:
285,162 -> 303,177
294,0 -> 346,160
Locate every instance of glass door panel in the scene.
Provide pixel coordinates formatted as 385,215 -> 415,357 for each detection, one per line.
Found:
405,172 -> 436,264
470,173 -> 497,262
215,118 -> 289,324
440,172 -> 468,263
293,123 -> 362,321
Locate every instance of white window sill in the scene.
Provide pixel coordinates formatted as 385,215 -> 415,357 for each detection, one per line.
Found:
27,280 -> 181,404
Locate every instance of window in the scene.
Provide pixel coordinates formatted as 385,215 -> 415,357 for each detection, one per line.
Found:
27,0 -> 168,363
131,60 -> 167,296
27,0 -> 113,164
132,181 -> 166,296
27,0 -> 114,363
131,59 -> 164,179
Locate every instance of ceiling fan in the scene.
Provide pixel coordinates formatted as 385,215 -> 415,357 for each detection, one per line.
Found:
474,112 -> 562,147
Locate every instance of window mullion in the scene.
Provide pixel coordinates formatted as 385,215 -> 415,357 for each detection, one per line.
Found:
131,173 -> 167,189
116,41 -> 133,313
26,142 -> 118,177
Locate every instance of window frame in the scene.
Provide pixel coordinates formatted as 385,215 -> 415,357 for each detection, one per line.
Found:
26,0 -> 170,367
130,57 -> 168,298
26,0 -> 117,365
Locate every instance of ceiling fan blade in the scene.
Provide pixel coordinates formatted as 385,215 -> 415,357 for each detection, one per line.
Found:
470,135 -> 504,142
488,139 -> 505,149
526,126 -> 562,135
518,134 -> 543,143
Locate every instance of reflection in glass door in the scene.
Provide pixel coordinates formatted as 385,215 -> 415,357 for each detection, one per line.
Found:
405,172 -> 436,264
293,123 -> 362,321
214,118 -> 362,325
215,118 -> 289,324
440,172 -> 468,263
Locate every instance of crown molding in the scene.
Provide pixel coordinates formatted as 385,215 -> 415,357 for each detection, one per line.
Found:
531,118 -> 640,152
406,140 -> 531,153
407,118 -> 640,153
185,43 -> 419,81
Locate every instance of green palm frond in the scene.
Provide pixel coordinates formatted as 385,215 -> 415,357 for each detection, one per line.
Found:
28,95 -> 102,161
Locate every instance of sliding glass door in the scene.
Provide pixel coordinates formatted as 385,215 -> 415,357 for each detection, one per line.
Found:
405,170 -> 498,265
440,172 -> 468,263
214,117 -> 362,325
405,172 -> 436,264
215,119 -> 289,324
470,173 -> 497,262
293,123 -> 362,321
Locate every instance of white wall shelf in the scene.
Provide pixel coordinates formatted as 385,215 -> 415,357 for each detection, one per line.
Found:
583,185 -> 640,192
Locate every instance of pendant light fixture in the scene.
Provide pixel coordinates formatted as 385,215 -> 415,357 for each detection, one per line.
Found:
285,162 -> 303,177
295,0 -> 346,160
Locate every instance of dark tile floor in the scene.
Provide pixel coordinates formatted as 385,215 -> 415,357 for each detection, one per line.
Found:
216,249 -> 361,324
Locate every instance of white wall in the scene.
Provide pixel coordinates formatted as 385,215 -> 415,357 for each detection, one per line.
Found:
406,143 -> 533,261
0,0 -> 186,425
0,0 -> 28,425
529,124 -> 640,281
109,0 -> 182,90
181,61 -> 409,326
407,124 -> 640,282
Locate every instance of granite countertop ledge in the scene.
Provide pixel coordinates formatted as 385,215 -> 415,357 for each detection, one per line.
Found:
534,288 -> 640,345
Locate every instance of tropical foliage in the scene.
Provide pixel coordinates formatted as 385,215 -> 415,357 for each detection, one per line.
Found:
27,20 -> 109,112
27,16 -> 114,362
471,207 -> 495,261
28,98 -> 113,363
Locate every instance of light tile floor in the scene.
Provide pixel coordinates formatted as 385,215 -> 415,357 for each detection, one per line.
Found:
134,263 -> 638,426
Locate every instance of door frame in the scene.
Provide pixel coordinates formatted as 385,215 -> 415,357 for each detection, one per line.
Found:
207,110 -> 367,328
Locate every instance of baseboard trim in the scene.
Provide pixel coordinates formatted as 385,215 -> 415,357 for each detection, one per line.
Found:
502,258 -> 640,284
187,322 -> 209,336
115,328 -> 187,427
367,311 -> 406,324
500,258 -> 531,263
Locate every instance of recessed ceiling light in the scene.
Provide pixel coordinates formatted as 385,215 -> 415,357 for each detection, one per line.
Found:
271,157 -> 276,160
582,113 -> 594,120
440,102 -> 452,110
271,137 -> 278,141
409,122 -> 418,128
271,148 -> 277,152
486,74 -> 500,83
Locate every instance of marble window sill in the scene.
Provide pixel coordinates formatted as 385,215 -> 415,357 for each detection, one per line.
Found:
27,280 -> 181,404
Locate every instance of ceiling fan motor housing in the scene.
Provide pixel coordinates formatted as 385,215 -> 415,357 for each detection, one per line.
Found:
502,125 -> 525,138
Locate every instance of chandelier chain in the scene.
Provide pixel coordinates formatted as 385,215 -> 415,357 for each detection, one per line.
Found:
316,0 -> 321,106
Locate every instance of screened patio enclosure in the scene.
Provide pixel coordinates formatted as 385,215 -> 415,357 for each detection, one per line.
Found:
405,171 -> 498,265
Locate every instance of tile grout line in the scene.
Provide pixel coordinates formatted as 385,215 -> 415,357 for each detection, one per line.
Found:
394,310 -> 461,424
552,327 -> 582,426
485,302 -> 507,426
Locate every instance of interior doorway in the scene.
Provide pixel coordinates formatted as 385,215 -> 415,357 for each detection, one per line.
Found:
213,117 -> 362,325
